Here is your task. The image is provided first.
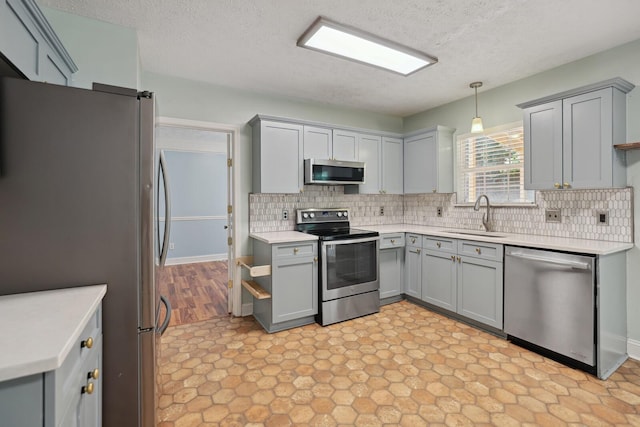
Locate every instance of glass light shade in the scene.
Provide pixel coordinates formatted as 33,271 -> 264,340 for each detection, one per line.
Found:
471,116 -> 484,133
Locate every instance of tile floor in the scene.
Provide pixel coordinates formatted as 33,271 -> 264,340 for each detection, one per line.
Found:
158,301 -> 640,426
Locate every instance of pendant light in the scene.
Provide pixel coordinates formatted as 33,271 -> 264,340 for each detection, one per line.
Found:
470,81 -> 484,133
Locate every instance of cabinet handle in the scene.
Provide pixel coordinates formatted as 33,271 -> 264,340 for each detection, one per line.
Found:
293,248 -> 299,254
451,255 -> 455,262
313,256 -> 318,262
82,382 -> 95,395
411,238 -> 416,244
563,182 -> 570,189
88,368 -> 100,380
475,248 -> 481,255
432,189 -> 436,193
417,249 -> 421,254
554,183 -> 561,189
81,337 -> 94,349
436,242 -> 441,248
457,256 -> 461,263
390,239 -> 395,244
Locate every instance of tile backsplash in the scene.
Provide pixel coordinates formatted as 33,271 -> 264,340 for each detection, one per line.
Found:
250,186 -> 633,243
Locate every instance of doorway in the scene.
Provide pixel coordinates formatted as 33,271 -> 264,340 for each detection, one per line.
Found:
155,118 -> 236,326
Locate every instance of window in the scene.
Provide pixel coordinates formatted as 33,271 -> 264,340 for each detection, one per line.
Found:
456,122 -> 534,204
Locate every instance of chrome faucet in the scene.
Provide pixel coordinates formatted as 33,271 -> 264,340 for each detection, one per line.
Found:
473,194 -> 491,231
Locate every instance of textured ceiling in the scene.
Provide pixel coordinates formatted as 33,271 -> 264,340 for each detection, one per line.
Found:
40,0 -> 640,116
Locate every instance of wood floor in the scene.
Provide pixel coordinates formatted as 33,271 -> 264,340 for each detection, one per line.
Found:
158,261 -> 228,326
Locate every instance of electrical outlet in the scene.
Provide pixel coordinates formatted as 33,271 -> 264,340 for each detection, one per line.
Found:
436,206 -> 443,217
169,242 -> 175,250
545,209 -> 561,223
282,209 -> 289,220
380,206 -> 384,216
597,210 -> 609,225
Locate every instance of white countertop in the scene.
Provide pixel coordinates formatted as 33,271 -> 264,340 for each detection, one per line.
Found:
0,284 -> 107,382
250,230 -> 318,244
250,225 -> 632,255
360,224 -> 633,255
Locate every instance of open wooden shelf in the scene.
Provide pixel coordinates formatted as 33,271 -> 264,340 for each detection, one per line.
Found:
241,280 -> 271,299
237,256 -> 271,277
614,142 -> 640,150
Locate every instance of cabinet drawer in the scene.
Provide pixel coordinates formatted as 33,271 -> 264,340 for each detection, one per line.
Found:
380,233 -> 405,249
406,234 -> 422,248
423,236 -> 457,253
458,240 -> 504,261
274,242 -> 315,258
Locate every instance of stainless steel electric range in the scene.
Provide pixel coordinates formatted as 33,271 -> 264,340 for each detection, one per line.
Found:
296,208 -> 380,326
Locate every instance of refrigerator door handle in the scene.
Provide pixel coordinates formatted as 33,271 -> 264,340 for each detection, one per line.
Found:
158,150 -> 171,267
157,295 -> 172,335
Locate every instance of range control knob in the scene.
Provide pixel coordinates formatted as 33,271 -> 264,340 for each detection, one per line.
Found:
309,213 -> 315,218
337,212 -> 343,217
302,213 -> 309,219
343,211 -> 348,217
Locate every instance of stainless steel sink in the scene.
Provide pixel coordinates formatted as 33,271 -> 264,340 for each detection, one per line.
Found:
442,230 -> 507,238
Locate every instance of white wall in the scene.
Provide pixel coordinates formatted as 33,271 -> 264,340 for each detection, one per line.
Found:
405,38 -> 640,347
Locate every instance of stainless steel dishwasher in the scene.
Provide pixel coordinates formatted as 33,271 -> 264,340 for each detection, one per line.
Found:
504,246 -> 596,372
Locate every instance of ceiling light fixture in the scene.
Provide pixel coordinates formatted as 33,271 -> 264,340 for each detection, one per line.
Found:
470,81 -> 484,133
297,17 -> 438,76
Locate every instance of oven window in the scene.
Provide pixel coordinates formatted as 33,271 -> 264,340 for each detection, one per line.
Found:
326,240 -> 377,290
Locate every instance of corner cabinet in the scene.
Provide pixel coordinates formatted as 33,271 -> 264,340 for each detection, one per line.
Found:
0,0 -> 77,84
250,117 -> 304,193
252,239 -> 318,332
403,126 -> 455,194
519,78 -> 634,190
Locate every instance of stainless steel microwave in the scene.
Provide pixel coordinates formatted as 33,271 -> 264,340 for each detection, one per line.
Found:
304,159 -> 366,185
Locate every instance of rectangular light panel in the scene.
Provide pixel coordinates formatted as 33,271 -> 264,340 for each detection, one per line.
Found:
297,17 -> 437,76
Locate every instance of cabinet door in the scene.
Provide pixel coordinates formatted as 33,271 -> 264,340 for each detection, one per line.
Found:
332,129 -> 359,161
404,131 -> 437,193
382,137 -> 403,194
523,101 -> 563,190
357,134 -> 381,194
303,126 -> 332,159
380,247 -> 403,299
563,88 -> 613,189
457,256 -> 503,329
272,252 -> 318,323
422,250 -> 456,311
0,374 -> 44,427
404,246 -> 422,298
259,121 -> 303,193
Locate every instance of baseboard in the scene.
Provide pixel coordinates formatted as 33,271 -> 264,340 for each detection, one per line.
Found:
242,302 -> 253,317
165,254 -> 227,266
628,338 -> 640,361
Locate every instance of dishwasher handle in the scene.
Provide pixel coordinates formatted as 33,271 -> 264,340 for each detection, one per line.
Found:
507,251 -> 591,270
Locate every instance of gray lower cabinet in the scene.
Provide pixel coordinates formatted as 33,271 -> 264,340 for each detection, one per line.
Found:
0,0 -> 77,84
404,234 -> 422,299
252,240 -> 318,332
0,304 -> 103,426
414,235 -> 504,330
519,78 -> 633,190
379,233 -> 405,305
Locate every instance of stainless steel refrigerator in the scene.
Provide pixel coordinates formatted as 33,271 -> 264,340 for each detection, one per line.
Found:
0,76 -> 170,427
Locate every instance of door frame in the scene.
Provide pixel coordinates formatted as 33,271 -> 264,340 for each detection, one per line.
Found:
155,116 -> 241,316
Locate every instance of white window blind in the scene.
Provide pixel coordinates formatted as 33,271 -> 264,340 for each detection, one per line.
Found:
456,123 -> 534,204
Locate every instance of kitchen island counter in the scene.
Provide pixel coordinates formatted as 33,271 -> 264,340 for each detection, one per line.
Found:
0,284 -> 107,382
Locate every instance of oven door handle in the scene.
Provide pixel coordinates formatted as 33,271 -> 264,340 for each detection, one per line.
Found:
321,236 -> 380,246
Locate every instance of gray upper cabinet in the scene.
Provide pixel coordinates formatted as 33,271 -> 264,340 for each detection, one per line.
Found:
332,129 -> 359,161
251,117 -> 304,193
303,126 -> 333,159
0,0 -> 77,84
382,137 -> 403,194
355,133 -> 381,194
403,126 -> 454,194
520,78 -> 633,190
